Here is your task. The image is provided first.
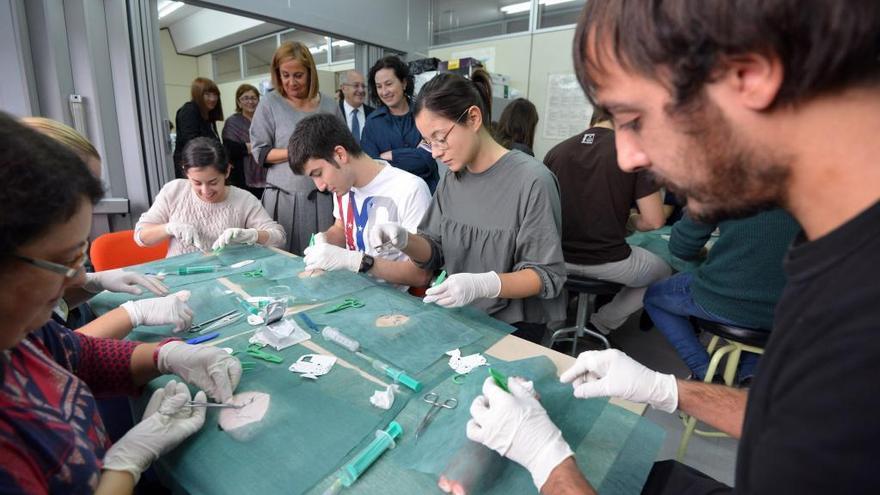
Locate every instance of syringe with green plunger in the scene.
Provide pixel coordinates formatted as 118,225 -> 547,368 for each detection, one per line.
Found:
322,421 -> 403,494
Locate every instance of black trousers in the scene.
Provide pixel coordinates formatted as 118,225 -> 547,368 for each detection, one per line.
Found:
641,460 -> 733,495
511,321 -> 546,344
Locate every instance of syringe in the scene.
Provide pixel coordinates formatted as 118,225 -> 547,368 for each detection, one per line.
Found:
320,421 -> 403,495
322,326 -> 360,352
356,352 -> 422,392
177,265 -> 223,275
233,295 -> 261,316
320,326 -> 422,392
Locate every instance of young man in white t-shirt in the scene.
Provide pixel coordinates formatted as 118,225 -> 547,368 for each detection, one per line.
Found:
288,113 -> 433,288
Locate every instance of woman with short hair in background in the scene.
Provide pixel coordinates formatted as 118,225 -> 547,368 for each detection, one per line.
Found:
222,84 -> 265,198
494,97 -> 539,157
174,77 -> 223,178
249,41 -> 343,255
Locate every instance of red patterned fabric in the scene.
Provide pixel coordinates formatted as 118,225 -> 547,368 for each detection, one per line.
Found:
0,321 -> 141,493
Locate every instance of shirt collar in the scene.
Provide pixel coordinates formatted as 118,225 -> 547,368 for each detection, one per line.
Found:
343,100 -> 362,115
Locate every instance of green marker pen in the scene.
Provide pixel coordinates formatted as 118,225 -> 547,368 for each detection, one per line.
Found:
431,269 -> 447,287
309,233 -> 316,247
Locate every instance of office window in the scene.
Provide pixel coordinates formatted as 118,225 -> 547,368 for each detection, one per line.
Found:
537,0 -> 585,29
243,35 -> 278,77
432,0 -> 529,45
213,46 -> 241,83
280,30 -> 329,65
331,38 -> 355,63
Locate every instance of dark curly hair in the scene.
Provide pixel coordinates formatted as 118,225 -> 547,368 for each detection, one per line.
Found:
367,55 -> 414,107
0,112 -> 104,257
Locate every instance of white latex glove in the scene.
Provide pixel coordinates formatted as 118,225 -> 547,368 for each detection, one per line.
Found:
467,376 -> 574,490
423,272 -> 502,308
303,243 -> 363,272
83,269 -> 169,296
368,222 -> 409,251
313,232 -> 327,245
165,222 -> 205,251
103,380 -> 206,483
559,349 -> 679,413
157,341 -> 242,403
211,228 -> 259,251
121,290 -> 194,333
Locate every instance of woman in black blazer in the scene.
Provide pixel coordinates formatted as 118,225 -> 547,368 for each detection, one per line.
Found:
173,77 -> 223,178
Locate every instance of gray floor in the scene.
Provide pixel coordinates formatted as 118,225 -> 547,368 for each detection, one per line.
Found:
552,308 -> 739,488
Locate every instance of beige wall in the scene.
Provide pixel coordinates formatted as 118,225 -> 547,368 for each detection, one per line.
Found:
528,29 -> 591,160
197,53 -> 213,81
429,36 -> 532,98
429,28 -> 592,160
160,29 -> 199,123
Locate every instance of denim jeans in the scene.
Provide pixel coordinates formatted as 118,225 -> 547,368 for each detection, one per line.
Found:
644,272 -> 760,381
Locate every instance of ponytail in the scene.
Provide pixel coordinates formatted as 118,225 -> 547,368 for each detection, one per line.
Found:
469,69 -> 493,122
414,69 -> 494,130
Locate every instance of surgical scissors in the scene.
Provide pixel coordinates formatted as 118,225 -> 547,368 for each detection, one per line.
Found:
323,297 -> 366,314
415,392 -> 458,438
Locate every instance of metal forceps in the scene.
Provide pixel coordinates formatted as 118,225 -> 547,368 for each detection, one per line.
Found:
189,310 -> 237,333
191,311 -> 244,334
415,392 -> 458,438
323,297 -> 365,314
374,240 -> 397,254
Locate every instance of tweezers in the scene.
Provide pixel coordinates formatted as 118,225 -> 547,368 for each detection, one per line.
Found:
185,401 -> 244,409
186,396 -> 256,409
189,310 -> 238,333
198,312 -> 244,334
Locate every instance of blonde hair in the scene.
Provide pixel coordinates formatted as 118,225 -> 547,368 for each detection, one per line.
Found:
271,41 -> 319,100
21,117 -> 100,162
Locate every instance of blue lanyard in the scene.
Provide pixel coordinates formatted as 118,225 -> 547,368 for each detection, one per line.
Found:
349,192 -> 373,252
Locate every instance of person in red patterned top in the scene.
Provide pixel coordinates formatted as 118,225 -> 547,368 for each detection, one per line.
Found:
0,112 -> 243,494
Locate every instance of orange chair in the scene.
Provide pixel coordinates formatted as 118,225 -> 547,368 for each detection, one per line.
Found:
90,230 -> 169,271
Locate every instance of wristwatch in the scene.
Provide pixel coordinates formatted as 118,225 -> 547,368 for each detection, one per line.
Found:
358,253 -> 375,273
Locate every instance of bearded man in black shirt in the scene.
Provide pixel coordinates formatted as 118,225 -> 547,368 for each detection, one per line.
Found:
460,1 -> 880,494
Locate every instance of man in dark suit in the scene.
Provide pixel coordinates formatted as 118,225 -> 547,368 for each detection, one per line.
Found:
338,70 -> 374,145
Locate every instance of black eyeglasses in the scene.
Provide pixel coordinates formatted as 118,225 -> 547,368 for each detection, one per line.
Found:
12,242 -> 89,279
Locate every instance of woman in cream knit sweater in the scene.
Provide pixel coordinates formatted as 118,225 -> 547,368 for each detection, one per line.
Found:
136,137 -> 285,256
